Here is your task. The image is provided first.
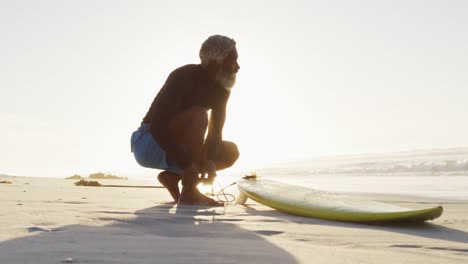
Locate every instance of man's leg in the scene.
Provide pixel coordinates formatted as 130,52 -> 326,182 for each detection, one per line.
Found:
157,171 -> 181,202
158,106 -> 216,204
212,141 -> 240,171
201,140 -> 240,171
169,106 -> 208,164
198,140 -> 239,184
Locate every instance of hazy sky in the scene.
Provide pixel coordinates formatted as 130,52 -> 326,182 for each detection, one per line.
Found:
1,0 -> 467,177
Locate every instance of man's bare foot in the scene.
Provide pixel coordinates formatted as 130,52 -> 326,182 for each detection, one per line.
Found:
157,171 -> 182,202
178,187 -> 224,206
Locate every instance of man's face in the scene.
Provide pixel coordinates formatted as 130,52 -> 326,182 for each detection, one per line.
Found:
215,48 -> 240,90
222,48 -> 240,75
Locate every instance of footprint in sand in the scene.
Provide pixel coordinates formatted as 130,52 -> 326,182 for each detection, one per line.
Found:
27,227 -> 62,233
254,230 -> 284,236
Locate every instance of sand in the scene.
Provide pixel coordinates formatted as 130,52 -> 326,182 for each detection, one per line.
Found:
1,176 -> 467,264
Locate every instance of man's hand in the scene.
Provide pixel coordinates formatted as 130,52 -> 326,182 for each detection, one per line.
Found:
200,160 -> 217,185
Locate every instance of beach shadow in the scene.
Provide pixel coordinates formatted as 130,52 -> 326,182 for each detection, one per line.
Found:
0,204 -> 298,264
242,204 -> 468,244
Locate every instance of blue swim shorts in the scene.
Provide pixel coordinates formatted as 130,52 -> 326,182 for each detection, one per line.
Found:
130,123 -> 183,175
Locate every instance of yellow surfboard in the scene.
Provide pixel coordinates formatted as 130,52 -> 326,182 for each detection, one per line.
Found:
237,177 -> 443,223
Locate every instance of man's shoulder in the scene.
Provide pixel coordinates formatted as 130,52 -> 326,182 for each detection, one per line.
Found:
170,64 -> 203,77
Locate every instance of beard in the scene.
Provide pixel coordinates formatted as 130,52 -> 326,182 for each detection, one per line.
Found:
214,69 -> 237,91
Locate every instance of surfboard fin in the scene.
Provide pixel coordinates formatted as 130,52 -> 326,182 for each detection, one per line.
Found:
236,191 -> 248,205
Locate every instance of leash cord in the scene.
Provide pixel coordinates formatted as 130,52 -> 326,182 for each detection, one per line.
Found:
207,181 -> 237,203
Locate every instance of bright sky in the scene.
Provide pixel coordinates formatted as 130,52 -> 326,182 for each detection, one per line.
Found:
1,0 -> 467,177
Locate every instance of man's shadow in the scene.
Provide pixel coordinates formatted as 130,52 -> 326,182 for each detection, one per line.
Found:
0,204 -> 298,264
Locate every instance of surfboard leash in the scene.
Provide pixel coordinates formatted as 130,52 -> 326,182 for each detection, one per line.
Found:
207,174 -> 257,203
205,180 -> 237,203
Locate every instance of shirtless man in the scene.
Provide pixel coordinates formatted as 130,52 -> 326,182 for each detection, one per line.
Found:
131,35 -> 240,206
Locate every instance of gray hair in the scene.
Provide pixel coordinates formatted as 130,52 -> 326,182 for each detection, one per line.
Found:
199,35 -> 236,66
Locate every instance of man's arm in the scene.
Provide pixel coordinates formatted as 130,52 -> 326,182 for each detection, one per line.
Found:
205,90 -> 230,161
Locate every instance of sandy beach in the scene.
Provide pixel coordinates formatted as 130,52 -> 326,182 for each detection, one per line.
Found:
2,1 -> 468,263
1,176 -> 467,264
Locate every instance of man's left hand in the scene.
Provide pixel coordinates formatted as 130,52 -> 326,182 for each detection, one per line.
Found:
200,160 -> 217,185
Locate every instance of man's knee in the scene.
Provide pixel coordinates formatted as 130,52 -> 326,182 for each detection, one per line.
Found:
222,141 -> 240,166
230,142 -> 240,163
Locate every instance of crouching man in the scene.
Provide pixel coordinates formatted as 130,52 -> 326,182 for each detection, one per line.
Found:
131,35 -> 240,206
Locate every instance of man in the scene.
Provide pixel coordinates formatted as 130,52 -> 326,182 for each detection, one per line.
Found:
131,35 -> 240,206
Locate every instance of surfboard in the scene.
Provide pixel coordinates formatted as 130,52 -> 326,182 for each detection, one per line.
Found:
236,177 -> 443,223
